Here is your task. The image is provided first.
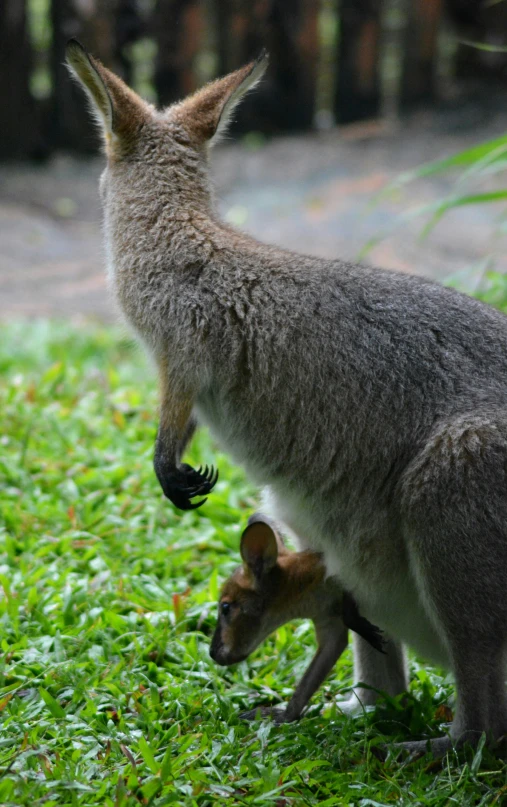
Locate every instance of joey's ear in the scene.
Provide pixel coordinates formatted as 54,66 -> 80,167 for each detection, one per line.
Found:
66,39 -> 149,157
247,512 -> 287,553
171,50 -> 269,145
240,517 -> 279,580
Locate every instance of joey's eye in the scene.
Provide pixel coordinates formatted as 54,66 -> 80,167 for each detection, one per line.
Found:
221,601 -> 232,617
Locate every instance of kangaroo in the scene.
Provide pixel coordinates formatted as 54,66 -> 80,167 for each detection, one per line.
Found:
210,514 -> 385,724
67,40 -> 507,757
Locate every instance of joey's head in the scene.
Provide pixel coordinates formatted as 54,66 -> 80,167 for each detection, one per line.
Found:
210,515 -> 289,666
65,40 -> 268,212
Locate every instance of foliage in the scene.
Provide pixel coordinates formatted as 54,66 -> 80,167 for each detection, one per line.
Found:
0,320 -> 506,805
361,133 -> 507,309
28,0 -> 52,100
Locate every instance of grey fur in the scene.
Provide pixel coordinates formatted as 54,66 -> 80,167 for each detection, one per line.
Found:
68,46 -> 507,756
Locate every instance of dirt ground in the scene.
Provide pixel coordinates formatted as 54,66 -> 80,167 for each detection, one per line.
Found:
2,101 -> 507,321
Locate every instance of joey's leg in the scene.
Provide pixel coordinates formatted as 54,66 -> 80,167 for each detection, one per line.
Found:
153,369 -> 217,510
241,622 -> 348,724
337,635 -> 408,714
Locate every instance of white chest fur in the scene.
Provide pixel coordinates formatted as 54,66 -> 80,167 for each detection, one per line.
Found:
263,485 -> 450,669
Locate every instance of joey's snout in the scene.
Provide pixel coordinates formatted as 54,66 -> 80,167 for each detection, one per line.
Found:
209,629 -> 247,666
209,629 -> 227,665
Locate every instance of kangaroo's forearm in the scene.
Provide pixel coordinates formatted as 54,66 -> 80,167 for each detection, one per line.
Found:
179,414 -> 198,459
284,626 -> 348,722
154,412 -> 198,484
154,369 -> 217,510
154,382 -> 194,468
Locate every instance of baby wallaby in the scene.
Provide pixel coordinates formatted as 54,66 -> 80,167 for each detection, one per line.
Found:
67,42 -> 507,757
210,514 -> 385,724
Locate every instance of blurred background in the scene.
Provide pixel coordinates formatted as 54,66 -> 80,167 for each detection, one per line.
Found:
2,0 -> 507,319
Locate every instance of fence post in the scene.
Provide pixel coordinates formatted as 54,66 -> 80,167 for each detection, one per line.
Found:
334,0 -> 383,125
214,0 -> 249,77
50,0 -> 119,152
0,0 -> 35,158
152,0 -> 204,106
115,0 -> 145,88
269,0 -> 320,130
212,0 -> 320,133
399,0 -> 443,110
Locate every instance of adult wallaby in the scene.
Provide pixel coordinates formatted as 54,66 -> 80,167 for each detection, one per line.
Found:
67,40 -> 507,757
211,513 -> 385,724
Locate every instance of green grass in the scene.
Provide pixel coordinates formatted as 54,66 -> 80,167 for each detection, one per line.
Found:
1,320 -> 507,806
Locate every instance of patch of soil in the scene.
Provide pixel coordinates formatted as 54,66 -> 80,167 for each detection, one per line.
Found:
2,105 -> 507,321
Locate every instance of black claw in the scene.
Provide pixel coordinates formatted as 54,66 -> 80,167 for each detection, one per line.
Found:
172,495 -> 207,511
190,482 -> 211,496
156,460 -> 219,510
185,482 -> 208,493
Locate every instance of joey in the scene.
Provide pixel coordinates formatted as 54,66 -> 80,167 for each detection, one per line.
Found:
210,514 -> 384,724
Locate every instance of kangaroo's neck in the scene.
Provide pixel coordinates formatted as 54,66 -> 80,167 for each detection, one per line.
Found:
106,156 -> 218,251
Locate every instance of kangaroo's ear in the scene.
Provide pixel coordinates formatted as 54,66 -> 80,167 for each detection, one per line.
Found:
240,517 -> 278,580
65,39 -> 149,157
171,50 -> 269,145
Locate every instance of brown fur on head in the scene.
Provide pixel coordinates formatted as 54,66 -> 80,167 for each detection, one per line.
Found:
210,515 -> 329,666
66,39 -> 268,160
171,50 -> 269,146
66,39 -> 151,160
65,40 -> 269,304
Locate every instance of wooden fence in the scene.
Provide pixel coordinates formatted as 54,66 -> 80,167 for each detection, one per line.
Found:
1,0 -> 507,159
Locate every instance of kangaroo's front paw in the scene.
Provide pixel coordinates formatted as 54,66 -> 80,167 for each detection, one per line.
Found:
239,706 -> 294,724
155,462 -> 218,510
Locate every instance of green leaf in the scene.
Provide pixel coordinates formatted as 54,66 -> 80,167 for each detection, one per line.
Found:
360,190 -> 507,257
39,687 -> 66,719
138,736 -> 159,775
471,732 -> 487,775
460,38 -> 507,53
391,134 -> 507,187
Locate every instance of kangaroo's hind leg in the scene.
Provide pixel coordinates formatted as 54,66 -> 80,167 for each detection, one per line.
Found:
399,413 -> 507,756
